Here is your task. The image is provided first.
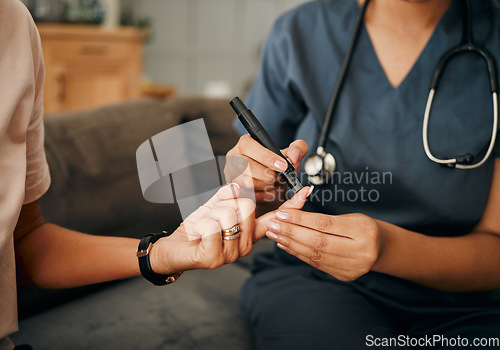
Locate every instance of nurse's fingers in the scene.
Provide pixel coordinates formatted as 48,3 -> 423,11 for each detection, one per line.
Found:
279,186 -> 313,210
229,170 -> 278,203
231,171 -> 275,191
265,218 -> 355,258
269,235 -> 355,272
275,211 -> 378,246
281,139 -> 309,169
253,186 -> 313,242
275,243 -> 363,282
237,134 -> 290,173
238,156 -> 278,184
272,209 -> 358,237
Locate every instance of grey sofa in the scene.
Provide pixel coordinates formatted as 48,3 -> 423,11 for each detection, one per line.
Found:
13,97 -> 273,350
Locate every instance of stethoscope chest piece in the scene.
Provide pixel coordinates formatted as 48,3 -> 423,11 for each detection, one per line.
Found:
304,147 -> 336,185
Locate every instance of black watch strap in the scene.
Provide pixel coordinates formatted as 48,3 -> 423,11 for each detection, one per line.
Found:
137,231 -> 183,286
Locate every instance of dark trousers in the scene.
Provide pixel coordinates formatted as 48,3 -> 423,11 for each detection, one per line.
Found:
241,251 -> 500,350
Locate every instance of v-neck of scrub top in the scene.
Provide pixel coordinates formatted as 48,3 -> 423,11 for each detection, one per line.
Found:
314,0 -> 464,144
360,1 -> 456,91
356,0 -> 461,95
324,0 -> 463,147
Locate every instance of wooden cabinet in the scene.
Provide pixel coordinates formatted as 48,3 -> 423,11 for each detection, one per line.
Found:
38,24 -> 147,113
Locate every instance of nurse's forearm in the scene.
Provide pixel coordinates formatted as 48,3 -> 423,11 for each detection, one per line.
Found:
372,220 -> 500,291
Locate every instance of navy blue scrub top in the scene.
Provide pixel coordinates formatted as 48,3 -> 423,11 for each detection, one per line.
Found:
235,0 -> 500,237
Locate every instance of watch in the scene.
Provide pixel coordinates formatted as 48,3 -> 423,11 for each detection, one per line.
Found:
137,231 -> 183,286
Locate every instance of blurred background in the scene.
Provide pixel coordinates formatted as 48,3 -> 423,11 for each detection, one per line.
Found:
22,0 -> 308,114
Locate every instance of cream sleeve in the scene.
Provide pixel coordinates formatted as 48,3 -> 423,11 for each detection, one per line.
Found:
23,6 -> 51,204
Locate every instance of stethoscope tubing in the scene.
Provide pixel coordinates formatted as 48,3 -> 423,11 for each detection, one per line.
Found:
423,90 -> 498,169
315,0 -> 371,155
306,0 -> 498,182
422,0 -> 499,169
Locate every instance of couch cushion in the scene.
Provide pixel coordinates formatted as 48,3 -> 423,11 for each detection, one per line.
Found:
13,265 -> 253,350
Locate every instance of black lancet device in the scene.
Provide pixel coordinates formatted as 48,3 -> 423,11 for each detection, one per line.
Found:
230,97 -> 304,195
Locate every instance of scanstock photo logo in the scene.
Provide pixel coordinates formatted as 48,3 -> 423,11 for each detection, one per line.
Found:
263,166 -> 393,205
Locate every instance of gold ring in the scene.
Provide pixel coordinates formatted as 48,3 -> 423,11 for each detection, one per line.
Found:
223,232 -> 241,240
222,224 -> 240,236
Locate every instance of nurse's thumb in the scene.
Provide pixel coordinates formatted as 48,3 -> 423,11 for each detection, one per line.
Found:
279,186 -> 314,211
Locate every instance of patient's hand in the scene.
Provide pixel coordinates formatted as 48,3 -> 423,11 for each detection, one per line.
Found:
149,184 -> 255,275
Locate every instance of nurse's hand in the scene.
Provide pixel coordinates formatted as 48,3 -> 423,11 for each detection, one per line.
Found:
265,211 -> 381,281
148,184 -> 255,275
253,186 -> 314,243
225,134 -> 309,202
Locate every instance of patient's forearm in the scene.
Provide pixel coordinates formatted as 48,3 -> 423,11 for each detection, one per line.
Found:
15,223 -> 140,288
373,220 -> 500,291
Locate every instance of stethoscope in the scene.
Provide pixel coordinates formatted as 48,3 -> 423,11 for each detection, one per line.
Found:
304,0 -> 499,186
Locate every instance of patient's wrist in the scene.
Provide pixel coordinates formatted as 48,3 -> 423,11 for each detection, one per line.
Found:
149,237 -> 172,275
137,232 -> 182,286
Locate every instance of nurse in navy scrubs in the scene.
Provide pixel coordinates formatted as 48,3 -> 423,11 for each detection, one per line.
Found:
228,0 -> 500,348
